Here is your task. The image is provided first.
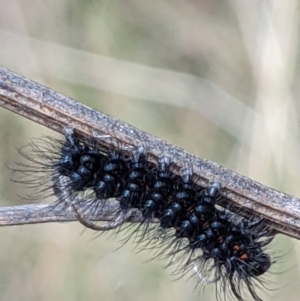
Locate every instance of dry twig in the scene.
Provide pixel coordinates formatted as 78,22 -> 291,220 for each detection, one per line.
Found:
0,66 -> 300,238
0,200 -> 147,226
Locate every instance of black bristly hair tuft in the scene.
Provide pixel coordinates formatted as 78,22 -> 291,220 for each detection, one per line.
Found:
12,128 -> 276,301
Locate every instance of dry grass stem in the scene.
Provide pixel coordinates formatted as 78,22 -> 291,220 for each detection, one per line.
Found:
0,200 -> 147,226
0,66 -> 300,239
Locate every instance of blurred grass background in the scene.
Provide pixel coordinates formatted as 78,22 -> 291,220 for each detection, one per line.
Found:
0,0 -> 300,300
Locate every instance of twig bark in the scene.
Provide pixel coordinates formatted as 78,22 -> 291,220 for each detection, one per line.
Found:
0,200 -> 147,226
0,66 -> 300,238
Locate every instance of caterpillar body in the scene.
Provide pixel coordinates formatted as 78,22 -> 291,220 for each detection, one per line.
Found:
15,128 -> 275,301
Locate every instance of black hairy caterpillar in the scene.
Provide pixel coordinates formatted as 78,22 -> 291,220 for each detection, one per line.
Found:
14,128 -> 275,301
